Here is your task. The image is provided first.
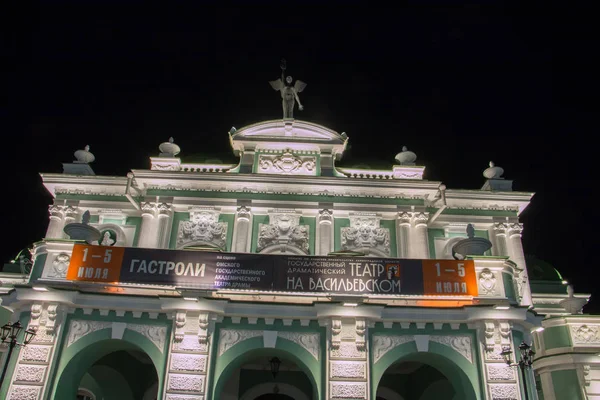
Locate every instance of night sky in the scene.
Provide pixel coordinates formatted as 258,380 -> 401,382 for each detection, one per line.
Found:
5,3 -> 597,312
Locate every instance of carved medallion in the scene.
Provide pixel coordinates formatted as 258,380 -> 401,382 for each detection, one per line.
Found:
479,268 -> 498,295
341,215 -> 390,255
177,210 -> 227,249
257,213 -> 309,253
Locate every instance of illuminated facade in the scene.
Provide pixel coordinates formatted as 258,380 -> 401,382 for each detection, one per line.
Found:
0,118 -> 597,399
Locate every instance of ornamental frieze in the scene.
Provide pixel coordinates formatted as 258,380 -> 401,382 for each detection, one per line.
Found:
258,151 -> 316,176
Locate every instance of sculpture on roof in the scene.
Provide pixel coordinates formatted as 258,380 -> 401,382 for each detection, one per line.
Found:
269,59 -> 306,119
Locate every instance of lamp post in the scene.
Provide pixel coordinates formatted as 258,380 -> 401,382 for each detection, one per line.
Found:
269,357 -> 281,394
0,321 -> 36,390
501,341 -> 535,400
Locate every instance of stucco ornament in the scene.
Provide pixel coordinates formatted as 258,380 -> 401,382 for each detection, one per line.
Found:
278,332 -> 320,360
489,383 -> 518,400
66,319 -> 111,347
372,335 -> 414,363
177,210 -> 227,249
50,253 -> 70,278
218,329 -> 263,356
341,215 -> 390,255
571,324 -> 600,344
430,335 -> 473,363
478,268 -> 497,295
128,324 -> 167,353
258,151 -> 316,175
257,212 -> 309,253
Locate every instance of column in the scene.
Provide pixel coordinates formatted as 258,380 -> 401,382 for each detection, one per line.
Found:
45,205 -> 64,239
411,212 -> 430,259
395,211 -> 411,258
156,203 -> 173,249
507,223 -> 533,307
61,206 -> 79,240
491,222 -> 510,256
137,202 -> 158,248
232,206 -> 252,252
316,209 -> 334,256
6,303 -> 65,400
327,318 -> 369,400
163,311 -> 212,399
478,320 -> 522,400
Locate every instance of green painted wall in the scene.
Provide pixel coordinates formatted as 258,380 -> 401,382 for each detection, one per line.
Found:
380,219 -> 397,257
300,216 -> 316,255
28,252 -> 48,283
220,213 -> 235,252
428,229 -> 445,258
89,214 -> 100,224
369,325 -> 482,400
88,364 -> 135,400
48,310 -> 170,400
503,272 -> 517,302
210,319 -> 325,400
551,369 -> 584,400
251,215 -> 270,253
169,212 -> 189,249
79,373 -> 104,400
542,326 -> 571,350
126,216 -> 142,247
334,218 -> 350,252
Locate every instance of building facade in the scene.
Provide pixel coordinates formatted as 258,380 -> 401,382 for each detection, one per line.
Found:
0,118 -> 598,400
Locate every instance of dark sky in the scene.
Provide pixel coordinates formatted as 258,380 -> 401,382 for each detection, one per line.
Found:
4,2 -> 597,311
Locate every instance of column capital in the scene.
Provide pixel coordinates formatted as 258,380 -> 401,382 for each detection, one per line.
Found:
318,208 -> 333,223
141,201 -> 156,216
413,212 -> 429,226
493,222 -> 510,235
397,211 -> 412,224
63,205 -> 79,218
236,205 -> 252,220
48,204 -> 63,218
508,222 -> 523,236
156,202 -> 172,216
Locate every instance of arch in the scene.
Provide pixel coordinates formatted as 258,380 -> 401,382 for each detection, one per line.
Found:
50,325 -> 166,399
372,340 -> 480,400
240,382 -> 310,400
94,223 -> 127,246
212,336 -> 321,400
177,240 -> 225,251
259,244 -> 307,255
443,237 -> 466,259
376,386 -> 405,400
350,246 -> 389,258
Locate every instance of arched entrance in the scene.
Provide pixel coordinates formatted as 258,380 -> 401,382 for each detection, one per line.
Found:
51,326 -> 165,400
220,355 -> 313,400
376,361 -> 453,400
372,337 -> 480,400
76,349 -> 158,400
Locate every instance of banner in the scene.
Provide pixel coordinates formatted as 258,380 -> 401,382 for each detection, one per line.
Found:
66,244 -> 478,296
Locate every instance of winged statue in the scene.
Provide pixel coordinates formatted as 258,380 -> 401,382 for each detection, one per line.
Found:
269,59 -> 307,119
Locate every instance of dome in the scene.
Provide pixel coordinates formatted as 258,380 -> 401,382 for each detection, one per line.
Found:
526,255 -> 564,282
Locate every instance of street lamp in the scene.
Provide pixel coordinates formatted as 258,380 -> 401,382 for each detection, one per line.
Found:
0,321 -> 36,390
501,341 -> 535,400
269,357 -> 281,394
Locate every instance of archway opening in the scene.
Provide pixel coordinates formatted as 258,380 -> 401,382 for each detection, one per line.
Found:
220,355 -> 313,400
55,339 -> 160,400
376,360 -> 455,400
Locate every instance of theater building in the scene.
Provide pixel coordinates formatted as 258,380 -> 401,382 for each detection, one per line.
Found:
0,117 -> 598,400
